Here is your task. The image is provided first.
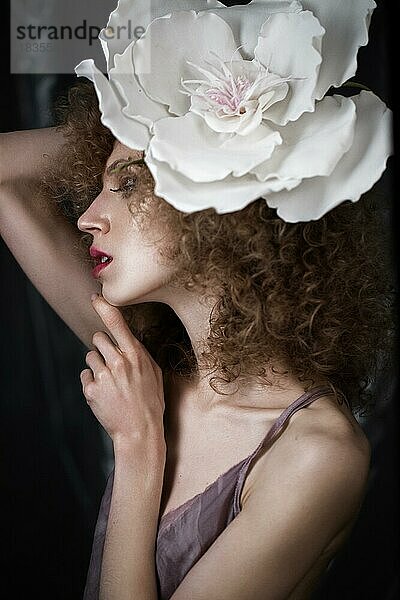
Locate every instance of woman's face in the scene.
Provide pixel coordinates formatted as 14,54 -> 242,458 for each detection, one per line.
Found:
77,141 -> 177,306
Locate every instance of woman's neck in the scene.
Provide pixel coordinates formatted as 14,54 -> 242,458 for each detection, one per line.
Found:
136,283 -> 331,414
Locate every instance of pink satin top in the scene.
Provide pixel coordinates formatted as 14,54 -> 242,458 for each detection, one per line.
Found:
83,385 -> 336,599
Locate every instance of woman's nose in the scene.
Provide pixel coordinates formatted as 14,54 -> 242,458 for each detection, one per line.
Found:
77,196 -> 110,234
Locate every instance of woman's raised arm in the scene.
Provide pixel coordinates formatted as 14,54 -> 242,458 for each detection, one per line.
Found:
0,126 -> 105,348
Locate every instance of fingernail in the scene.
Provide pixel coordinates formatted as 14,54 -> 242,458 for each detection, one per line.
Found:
91,293 -> 99,302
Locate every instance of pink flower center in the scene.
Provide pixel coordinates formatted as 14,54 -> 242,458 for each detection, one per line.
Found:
180,50 -> 292,119
205,75 -> 252,113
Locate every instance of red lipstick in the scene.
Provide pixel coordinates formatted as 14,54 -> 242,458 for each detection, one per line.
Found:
90,246 -> 113,279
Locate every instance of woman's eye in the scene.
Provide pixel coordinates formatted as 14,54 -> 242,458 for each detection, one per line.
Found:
110,176 -> 137,198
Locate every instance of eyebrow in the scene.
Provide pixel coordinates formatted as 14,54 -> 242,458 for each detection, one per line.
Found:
105,156 -> 146,177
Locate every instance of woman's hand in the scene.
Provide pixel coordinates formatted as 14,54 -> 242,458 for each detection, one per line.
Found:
80,294 -> 165,448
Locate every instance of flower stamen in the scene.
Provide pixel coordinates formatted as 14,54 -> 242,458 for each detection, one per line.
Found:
180,48 -> 294,119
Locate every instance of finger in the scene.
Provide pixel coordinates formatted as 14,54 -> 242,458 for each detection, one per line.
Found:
80,369 -> 95,402
80,368 -> 94,387
91,294 -> 140,354
85,349 -> 107,378
92,331 -> 125,370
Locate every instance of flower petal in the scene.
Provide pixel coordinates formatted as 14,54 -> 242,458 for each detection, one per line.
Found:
74,59 -> 150,151
254,11 -> 325,125
149,113 -> 282,182
301,0 -> 377,99
110,43 -> 169,128
132,11 -> 239,116
201,0 -> 303,60
100,0 -> 225,70
263,91 -> 392,222
252,95 -> 356,182
203,101 -> 264,136
146,150 -> 300,214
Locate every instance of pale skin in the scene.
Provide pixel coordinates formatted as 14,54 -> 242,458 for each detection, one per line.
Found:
0,128 -> 371,599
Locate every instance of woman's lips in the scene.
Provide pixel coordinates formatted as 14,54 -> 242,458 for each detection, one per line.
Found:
89,246 -> 113,279
92,259 -> 113,279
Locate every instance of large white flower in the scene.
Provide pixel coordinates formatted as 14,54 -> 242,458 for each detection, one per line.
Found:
75,0 -> 392,222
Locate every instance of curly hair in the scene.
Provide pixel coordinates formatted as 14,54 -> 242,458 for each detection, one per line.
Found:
43,80 -> 397,416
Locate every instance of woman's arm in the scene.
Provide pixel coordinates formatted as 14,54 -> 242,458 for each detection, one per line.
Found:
81,295 -> 166,600
104,439 -> 165,600
0,127 -> 106,348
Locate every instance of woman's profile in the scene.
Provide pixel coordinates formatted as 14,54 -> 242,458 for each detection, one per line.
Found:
0,1 -> 395,599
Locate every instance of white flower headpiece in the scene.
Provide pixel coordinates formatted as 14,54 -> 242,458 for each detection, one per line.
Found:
75,0 -> 392,223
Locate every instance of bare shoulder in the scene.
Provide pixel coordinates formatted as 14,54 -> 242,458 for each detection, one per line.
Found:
295,393 -> 371,460
242,394 -> 372,530
284,392 -> 371,471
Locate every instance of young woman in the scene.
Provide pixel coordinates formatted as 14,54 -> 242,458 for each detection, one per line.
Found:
0,1 -> 395,599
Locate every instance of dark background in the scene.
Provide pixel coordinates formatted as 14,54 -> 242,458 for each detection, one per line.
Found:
1,1 -> 398,599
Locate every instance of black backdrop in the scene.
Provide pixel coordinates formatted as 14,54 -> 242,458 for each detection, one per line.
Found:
1,1 -> 398,599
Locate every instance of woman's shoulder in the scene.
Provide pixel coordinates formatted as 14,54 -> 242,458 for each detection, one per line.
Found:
242,392 -> 371,517
285,392 -> 371,479
303,392 -> 372,463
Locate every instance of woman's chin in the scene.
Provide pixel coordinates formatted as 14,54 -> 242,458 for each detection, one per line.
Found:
100,286 -> 145,307
100,288 -> 125,307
